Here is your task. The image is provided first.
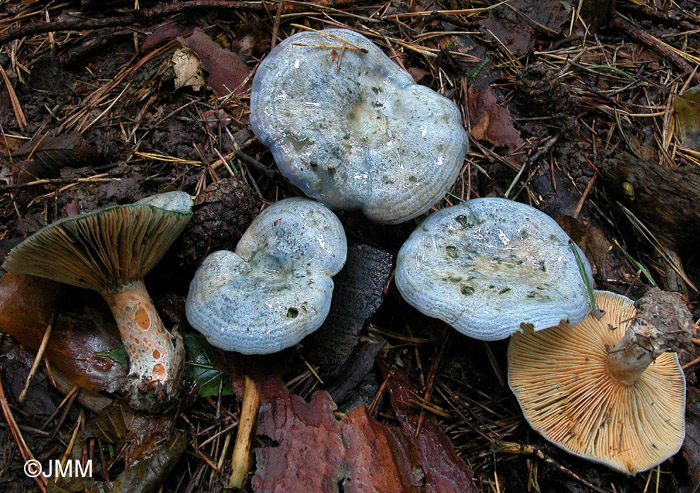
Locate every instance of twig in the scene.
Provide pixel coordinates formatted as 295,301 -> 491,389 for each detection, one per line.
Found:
18,324 -> 53,403
0,0 -> 363,46
610,15 -> 700,86
492,441 -> 608,493
415,331 -> 451,437
229,375 -> 260,489
0,371 -> 48,491
0,66 -> 26,130
617,3 -> 700,32
572,172 -> 596,219
0,175 -> 115,194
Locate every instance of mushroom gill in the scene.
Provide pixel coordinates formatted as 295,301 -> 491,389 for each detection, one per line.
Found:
508,291 -> 686,474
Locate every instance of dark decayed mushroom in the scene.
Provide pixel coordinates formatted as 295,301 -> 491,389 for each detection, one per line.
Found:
508,289 -> 691,474
2,191 -> 193,411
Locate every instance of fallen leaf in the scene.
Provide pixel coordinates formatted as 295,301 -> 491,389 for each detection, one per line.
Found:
84,400 -> 178,467
0,345 -> 56,416
482,11 -> 535,55
253,377 -> 346,492
143,24 -> 194,51
340,405 -> 419,492
521,0 -> 571,33
556,216 -> 612,277
172,48 -> 205,91
675,86 -> 700,151
0,134 -> 23,157
183,332 -> 234,397
232,22 -> 271,60
58,413 -> 186,493
379,358 -> 478,493
11,132 -> 100,182
178,28 -> 250,97
111,431 -> 186,491
468,85 -> 523,155
0,272 -> 58,334
407,66 -> 430,84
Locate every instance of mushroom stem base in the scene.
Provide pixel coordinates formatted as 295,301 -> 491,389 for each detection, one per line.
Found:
102,280 -> 184,412
606,288 -> 693,386
605,335 -> 652,386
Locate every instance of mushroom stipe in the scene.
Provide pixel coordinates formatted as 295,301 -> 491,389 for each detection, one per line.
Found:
3,191 -> 193,412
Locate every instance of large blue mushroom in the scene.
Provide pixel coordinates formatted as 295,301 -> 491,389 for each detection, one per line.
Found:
396,198 -> 593,340
250,28 -> 468,224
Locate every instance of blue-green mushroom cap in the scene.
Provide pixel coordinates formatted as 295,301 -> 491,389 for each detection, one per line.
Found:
396,198 -> 593,340
185,198 -> 347,354
250,29 -> 468,224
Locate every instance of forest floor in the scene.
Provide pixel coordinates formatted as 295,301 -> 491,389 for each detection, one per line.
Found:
0,0 -> 699,491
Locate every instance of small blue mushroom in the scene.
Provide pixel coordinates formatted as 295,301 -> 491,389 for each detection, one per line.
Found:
185,198 -> 347,354
396,198 -> 593,340
250,29 -> 468,224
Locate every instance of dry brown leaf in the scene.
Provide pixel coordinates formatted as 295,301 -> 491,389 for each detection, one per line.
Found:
178,28 -> 250,97
380,358 -> 478,493
675,86 -> 700,151
172,48 -> 205,91
0,273 -> 126,392
143,24 -> 194,51
482,12 -> 535,55
232,22 -> 271,60
468,86 -> 523,153
556,215 -> 612,277
11,132 -> 100,182
0,273 -> 57,334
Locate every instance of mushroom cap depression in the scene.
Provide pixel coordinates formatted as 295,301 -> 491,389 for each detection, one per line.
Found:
186,198 -> 347,354
2,191 -> 194,291
250,28 -> 468,224
508,290 -> 686,475
395,198 -> 593,340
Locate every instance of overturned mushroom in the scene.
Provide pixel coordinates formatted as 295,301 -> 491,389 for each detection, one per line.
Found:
250,28 -> 468,224
508,289 -> 691,474
2,191 -> 193,412
186,198 -> 347,354
396,198 -> 592,340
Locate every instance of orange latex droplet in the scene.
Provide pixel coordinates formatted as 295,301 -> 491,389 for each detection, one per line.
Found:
153,363 -> 166,380
153,350 -> 161,359
135,307 -> 150,330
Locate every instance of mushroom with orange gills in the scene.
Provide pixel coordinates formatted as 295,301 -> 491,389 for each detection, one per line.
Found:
508,289 -> 692,475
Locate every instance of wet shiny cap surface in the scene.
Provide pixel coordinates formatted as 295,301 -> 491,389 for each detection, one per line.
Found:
186,198 -> 347,354
396,197 -> 593,340
250,28 -> 468,224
